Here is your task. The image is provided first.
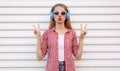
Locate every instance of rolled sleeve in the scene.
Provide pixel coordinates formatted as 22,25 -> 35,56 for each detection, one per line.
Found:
72,31 -> 79,58
41,31 -> 48,57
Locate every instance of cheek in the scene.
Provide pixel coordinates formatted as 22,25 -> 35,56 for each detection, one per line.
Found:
53,18 -> 57,22
63,15 -> 67,19
62,15 -> 66,20
54,15 -> 58,20
62,17 -> 66,21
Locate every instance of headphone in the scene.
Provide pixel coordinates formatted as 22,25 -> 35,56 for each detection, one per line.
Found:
50,11 -> 70,20
50,4 -> 70,20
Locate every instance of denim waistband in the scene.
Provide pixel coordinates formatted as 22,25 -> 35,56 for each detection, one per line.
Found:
59,61 -> 65,65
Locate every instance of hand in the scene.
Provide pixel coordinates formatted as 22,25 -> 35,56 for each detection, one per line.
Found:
80,24 -> 87,39
33,24 -> 41,39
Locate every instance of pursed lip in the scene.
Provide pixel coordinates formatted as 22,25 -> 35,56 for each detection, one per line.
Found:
58,17 -> 62,21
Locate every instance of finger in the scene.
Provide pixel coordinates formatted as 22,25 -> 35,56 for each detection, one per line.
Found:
80,24 -> 82,32
33,25 -> 36,29
84,24 -> 87,29
38,24 -> 40,29
38,24 -> 41,34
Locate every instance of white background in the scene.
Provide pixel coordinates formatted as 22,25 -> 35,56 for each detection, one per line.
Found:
0,0 -> 120,71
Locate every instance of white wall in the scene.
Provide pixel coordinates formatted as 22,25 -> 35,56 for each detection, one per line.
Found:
0,0 -> 120,71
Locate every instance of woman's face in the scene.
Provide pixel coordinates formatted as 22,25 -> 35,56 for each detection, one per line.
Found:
53,6 -> 66,24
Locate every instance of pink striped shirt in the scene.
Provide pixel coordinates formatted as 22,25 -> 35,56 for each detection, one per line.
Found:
41,27 -> 79,71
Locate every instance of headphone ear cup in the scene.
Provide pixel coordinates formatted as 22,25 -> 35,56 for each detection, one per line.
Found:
50,12 -> 54,19
66,11 -> 70,19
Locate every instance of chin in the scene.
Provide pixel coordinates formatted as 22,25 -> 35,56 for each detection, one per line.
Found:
57,21 -> 63,24
58,22 -> 63,24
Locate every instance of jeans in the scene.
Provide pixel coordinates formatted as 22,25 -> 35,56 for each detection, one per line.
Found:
59,61 -> 65,71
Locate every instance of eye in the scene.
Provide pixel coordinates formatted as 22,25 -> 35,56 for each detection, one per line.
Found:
54,11 -> 59,15
61,11 -> 66,15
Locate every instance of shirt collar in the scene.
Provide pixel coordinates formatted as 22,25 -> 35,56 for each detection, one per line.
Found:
51,27 -> 70,33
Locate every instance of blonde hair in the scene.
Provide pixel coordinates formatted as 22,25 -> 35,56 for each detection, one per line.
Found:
49,3 -> 72,29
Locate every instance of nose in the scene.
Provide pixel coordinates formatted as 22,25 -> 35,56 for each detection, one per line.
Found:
58,13 -> 61,16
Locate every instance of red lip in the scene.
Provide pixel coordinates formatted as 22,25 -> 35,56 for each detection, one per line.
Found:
58,18 -> 62,21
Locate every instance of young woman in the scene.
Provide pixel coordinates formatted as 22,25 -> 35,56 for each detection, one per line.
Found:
33,3 -> 87,71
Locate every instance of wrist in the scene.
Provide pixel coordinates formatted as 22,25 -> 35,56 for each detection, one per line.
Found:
80,35 -> 85,39
35,34 -> 40,39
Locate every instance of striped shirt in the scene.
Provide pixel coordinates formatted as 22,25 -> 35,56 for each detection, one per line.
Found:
41,27 -> 79,71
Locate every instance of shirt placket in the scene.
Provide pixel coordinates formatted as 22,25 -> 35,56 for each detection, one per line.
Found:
54,31 -> 59,71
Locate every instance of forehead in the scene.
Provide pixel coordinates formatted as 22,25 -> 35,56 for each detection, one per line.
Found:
54,6 -> 66,11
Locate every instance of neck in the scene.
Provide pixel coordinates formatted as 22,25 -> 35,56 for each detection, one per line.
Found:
55,22 -> 66,35
55,22 -> 66,30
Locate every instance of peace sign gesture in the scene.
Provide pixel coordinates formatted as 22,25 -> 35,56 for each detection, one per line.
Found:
33,24 -> 41,39
80,24 -> 87,39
